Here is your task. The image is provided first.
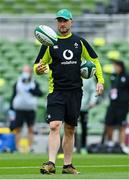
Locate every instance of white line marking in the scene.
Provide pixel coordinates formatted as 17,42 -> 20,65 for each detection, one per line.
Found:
0,165 -> 129,169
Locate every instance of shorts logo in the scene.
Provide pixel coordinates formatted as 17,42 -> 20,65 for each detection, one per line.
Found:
63,49 -> 73,60
121,77 -> 126,82
48,114 -> 51,119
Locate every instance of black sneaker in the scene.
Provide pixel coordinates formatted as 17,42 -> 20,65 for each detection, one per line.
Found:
40,161 -> 56,174
62,164 -> 80,174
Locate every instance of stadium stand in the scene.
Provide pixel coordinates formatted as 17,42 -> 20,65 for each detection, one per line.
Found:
0,0 -> 110,15
0,0 -> 129,15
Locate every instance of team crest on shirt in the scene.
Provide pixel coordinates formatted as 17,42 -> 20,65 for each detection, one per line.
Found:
74,42 -> 78,48
53,45 -> 59,49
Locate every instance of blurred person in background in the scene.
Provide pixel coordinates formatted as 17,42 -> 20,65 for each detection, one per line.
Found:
9,65 -> 43,152
78,77 -> 97,154
105,60 -> 129,154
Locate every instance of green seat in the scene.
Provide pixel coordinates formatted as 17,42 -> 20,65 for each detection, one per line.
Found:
18,44 -> 32,53
119,45 -> 129,54
99,45 -> 114,54
26,0 -> 37,5
23,51 -> 35,61
10,58 -> 22,67
0,45 -> 11,54
35,3 -> 48,13
88,101 -> 108,135
13,4 -> 26,13
58,3 -> 70,10
0,4 -> 4,13
3,70 -> 17,81
36,103 -> 47,122
125,53 -> 129,59
15,41 -> 27,47
3,91 -> 12,102
112,42 -> 121,48
3,0 -> 15,4
72,6 -> 82,15
0,63 -> 9,74
4,52 -> 17,60
0,85 -> 7,96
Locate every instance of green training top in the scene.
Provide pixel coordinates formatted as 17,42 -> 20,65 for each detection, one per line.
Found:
34,33 -> 104,93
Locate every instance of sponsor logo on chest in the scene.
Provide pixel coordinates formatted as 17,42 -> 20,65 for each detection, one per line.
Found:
53,44 -> 79,65
61,49 -> 77,65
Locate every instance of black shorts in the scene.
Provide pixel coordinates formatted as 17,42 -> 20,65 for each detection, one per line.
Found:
105,103 -> 128,126
47,90 -> 82,126
15,110 -> 35,128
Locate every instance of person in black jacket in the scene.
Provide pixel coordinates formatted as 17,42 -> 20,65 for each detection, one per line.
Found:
9,65 -> 43,152
105,60 -> 129,154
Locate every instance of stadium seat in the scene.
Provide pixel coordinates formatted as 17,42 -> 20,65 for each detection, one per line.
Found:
88,100 -> 108,134
13,4 -> 26,14
119,45 -> 129,54
35,3 -> 49,13
99,45 -> 113,54
107,50 -> 121,60
93,37 -> 106,47
0,4 -> 5,13
26,0 -> 37,5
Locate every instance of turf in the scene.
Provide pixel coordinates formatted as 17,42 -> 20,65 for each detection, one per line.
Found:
0,153 -> 129,179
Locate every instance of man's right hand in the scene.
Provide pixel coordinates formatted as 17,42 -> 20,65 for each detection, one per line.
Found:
36,62 -> 48,75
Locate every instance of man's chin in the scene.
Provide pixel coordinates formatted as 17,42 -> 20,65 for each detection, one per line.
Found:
59,30 -> 69,34
59,28 -> 69,33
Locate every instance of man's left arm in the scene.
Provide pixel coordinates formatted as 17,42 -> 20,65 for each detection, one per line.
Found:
81,38 -> 104,95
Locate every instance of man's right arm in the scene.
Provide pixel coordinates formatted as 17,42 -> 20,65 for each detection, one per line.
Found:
33,45 -> 51,75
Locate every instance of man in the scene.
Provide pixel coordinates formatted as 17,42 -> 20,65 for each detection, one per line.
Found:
34,9 -> 104,174
105,60 -> 129,154
10,65 -> 43,152
79,77 -> 97,154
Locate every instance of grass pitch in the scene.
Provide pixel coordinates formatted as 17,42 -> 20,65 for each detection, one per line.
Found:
0,153 -> 129,179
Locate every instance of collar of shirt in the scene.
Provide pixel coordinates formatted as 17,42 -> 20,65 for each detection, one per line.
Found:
57,33 -> 72,39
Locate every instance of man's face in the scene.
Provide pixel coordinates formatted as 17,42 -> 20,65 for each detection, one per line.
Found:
113,64 -> 123,74
21,72 -> 31,83
56,18 -> 72,34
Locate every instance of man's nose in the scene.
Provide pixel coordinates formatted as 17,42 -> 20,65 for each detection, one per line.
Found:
60,21 -> 65,25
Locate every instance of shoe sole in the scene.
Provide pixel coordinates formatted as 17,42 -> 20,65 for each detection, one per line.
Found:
62,171 -> 80,174
40,169 -> 55,175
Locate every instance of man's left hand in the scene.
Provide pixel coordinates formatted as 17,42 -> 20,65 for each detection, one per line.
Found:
96,83 -> 104,96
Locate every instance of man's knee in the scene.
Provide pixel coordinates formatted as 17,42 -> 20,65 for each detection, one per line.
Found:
15,127 -> 21,133
28,126 -> 33,133
64,123 -> 75,136
50,121 -> 62,133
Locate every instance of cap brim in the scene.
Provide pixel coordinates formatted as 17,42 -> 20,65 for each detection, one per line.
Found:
56,16 -> 71,20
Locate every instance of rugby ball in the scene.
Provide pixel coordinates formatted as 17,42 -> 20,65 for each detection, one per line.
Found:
81,61 -> 96,79
34,25 -> 58,46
